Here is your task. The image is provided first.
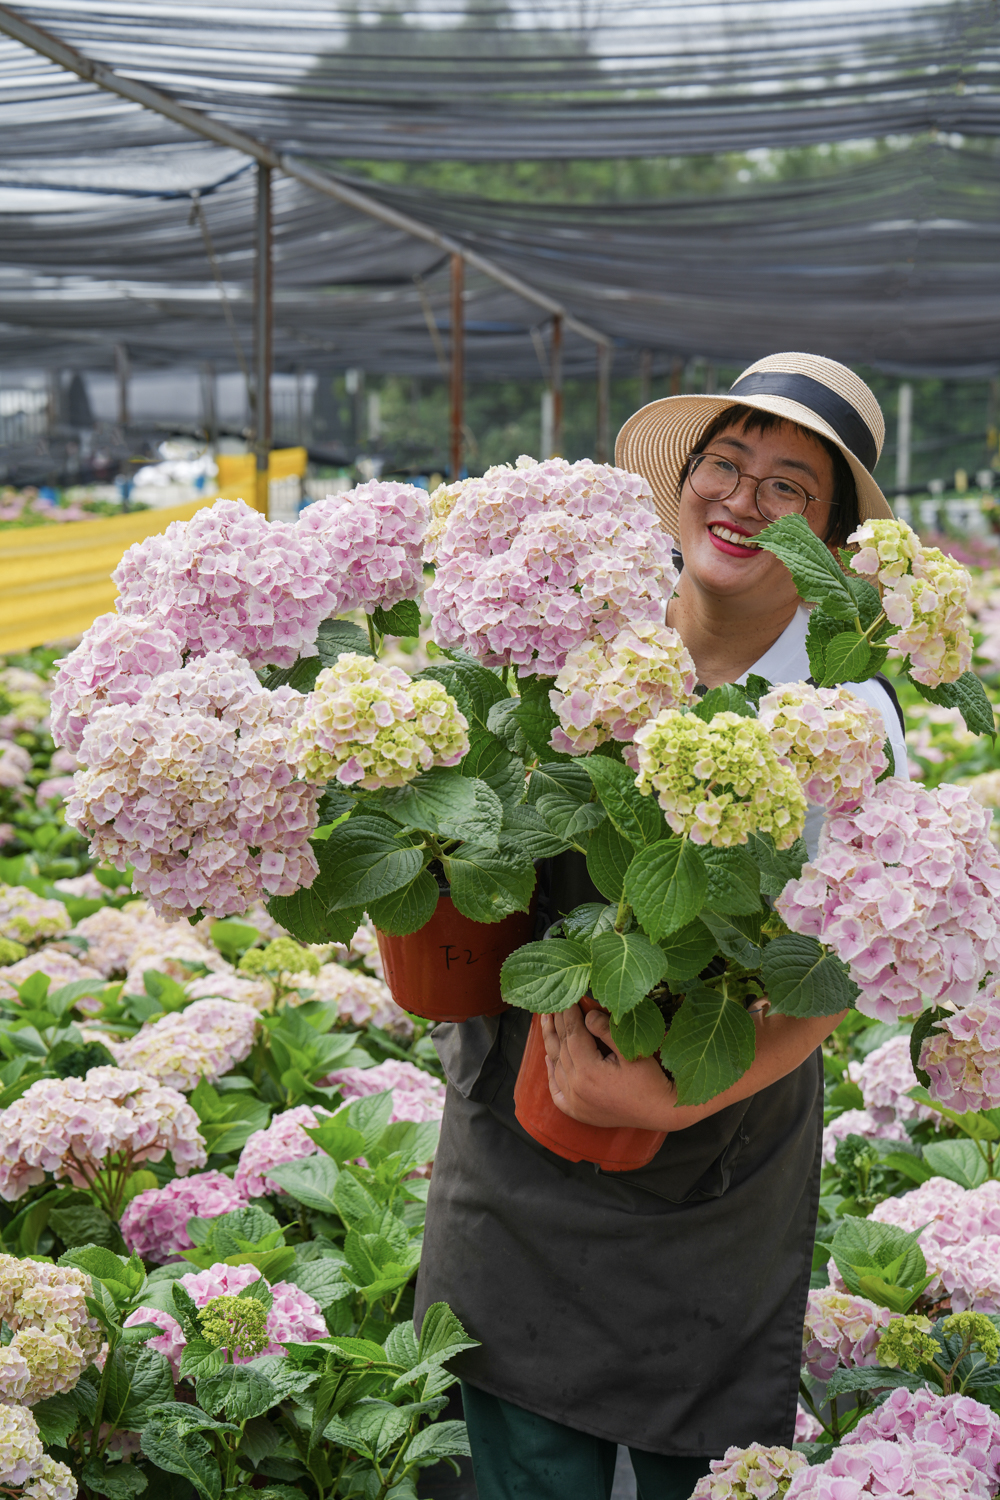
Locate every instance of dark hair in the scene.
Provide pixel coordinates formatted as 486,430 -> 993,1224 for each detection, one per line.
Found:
680,404 -> 860,547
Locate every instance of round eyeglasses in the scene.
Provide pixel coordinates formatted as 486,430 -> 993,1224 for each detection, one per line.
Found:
686,452 -> 834,523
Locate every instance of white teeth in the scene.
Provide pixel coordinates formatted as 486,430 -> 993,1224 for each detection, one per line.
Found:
710,524 -> 760,549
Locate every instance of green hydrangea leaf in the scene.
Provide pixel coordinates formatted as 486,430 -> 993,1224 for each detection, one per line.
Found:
658,983 -> 755,1106
624,838 -> 708,942
499,938 -> 591,1013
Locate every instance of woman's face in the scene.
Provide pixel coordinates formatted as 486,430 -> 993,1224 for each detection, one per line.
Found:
676,418 -> 837,609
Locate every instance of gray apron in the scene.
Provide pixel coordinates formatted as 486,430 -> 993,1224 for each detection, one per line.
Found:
415,1009 -> 823,1457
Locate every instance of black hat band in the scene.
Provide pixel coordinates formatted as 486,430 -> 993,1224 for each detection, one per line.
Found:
728,371 -> 878,472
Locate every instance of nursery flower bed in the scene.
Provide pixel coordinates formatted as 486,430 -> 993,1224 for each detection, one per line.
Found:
1,474 -> 1000,1500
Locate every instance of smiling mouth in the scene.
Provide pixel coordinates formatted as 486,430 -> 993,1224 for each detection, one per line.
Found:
708,524 -> 761,550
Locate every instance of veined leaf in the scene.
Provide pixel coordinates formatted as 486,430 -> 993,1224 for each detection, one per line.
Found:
690,683 -> 755,721
699,845 -> 761,915
747,831 -> 807,900
366,870 -> 439,936
756,514 -> 858,621
316,619 -> 373,663
379,769 -> 504,849
441,839 -> 536,923
659,983 -> 755,1106
821,632 -> 872,687
584,757 -> 664,847
508,674 -> 569,762
371,598 -> 421,638
499,939 -> 591,1013
658,919 -> 719,984
609,996 -> 666,1060
314,817 -> 426,909
625,838 -> 707,942
589,930 -> 668,1022
760,934 -> 858,1017
586,818 -> 634,902
911,670 -> 997,738
699,911 -> 763,968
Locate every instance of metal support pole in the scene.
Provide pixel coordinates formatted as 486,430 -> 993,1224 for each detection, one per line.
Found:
450,253 -> 464,483
253,163 -> 272,516
551,315 -> 563,457
596,343 -> 612,464
896,382 -> 912,503
114,343 -> 129,429
201,362 -> 217,445
639,347 -> 652,408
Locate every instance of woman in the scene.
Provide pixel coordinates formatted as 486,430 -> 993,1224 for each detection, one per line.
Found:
415,353 -> 909,1500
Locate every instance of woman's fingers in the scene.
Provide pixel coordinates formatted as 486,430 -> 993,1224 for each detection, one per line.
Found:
584,1007 -> 624,1063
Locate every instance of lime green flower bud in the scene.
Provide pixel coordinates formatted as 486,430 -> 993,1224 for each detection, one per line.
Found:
940,1311 -> 1000,1365
876,1315 -> 938,1373
199,1295 -> 269,1359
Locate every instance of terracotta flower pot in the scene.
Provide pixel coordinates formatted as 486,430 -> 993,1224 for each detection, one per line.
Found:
375,895 -> 534,1023
513,998 -> 667,1172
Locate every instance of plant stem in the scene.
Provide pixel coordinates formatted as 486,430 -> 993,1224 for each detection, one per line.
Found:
366,615 -> 380,659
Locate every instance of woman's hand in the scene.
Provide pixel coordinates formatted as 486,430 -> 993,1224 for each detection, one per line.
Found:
542,1002 -> 847,1134
541,1006 -> 677,1130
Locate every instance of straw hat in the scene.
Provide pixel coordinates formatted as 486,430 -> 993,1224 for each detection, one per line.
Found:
615,351 -> 894,537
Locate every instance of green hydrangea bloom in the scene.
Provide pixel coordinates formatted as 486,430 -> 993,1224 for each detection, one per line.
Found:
240,938 -> 320,978
0,939 -> 27,967
940,1311 -> 1000,1365
876,1315 -> 938,1373
199,1295 -> 270,1359
633,709 -> 806,848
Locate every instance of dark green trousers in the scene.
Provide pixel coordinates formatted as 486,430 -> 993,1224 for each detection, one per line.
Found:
461,1382 -> 713,1500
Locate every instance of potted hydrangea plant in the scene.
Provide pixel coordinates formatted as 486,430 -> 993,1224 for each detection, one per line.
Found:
496,514 -> 1000,1166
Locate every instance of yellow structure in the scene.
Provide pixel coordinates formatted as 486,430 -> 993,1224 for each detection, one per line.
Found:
0,448 -> 310,653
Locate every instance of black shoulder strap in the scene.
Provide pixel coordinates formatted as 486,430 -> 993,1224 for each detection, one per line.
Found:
873,672 -> 905,734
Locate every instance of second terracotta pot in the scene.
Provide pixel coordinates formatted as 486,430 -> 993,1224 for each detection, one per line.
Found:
375,894 -> 534,1023
513,998 -> 667,1172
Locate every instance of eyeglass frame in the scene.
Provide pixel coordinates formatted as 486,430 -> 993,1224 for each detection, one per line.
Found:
685,450 -> 837,522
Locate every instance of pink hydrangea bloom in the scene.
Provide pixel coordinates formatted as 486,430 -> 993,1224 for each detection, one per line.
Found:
0,742 -> 32,792
290,654 -> 468,790
689,1443 -> 806,1499
289,963 -> 412,1037
801,1289 -> 893,1381
845,1389 -> 1000,1488
920,984 -> 1000,1111
33,777 -> 76,808
854,1035 -> 936,1125
0,1067 -> 206,1201
125,1261 -> 326,1376
68,902 -> 176,979
297,481 -> 429,612
110,1000 -> 259,1091
939,1235 -> 1000,1314
426,456 -> 677,676
795,1407 -> 823,1444
548,622 -> 697,761
0,951 -> 103,1006
234,1105 -> 327,1198
821,1108 -> 907,1166
784,1439 -> 990,1499
868,1177 -> 972,1292
848,520 -> 974,687
0,1404 -> 44,1485
322,1060 -> 446,1127
184,970 -> 273,1012
0,888 -> 70,947
49,612 -> 183,755
113,499 -> 344,669
122,933 -> 226,997
776,780 -> 1000,1023
120,1170 -> 250,1263
758,682 -> 888,811
67,650 -> 320,922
